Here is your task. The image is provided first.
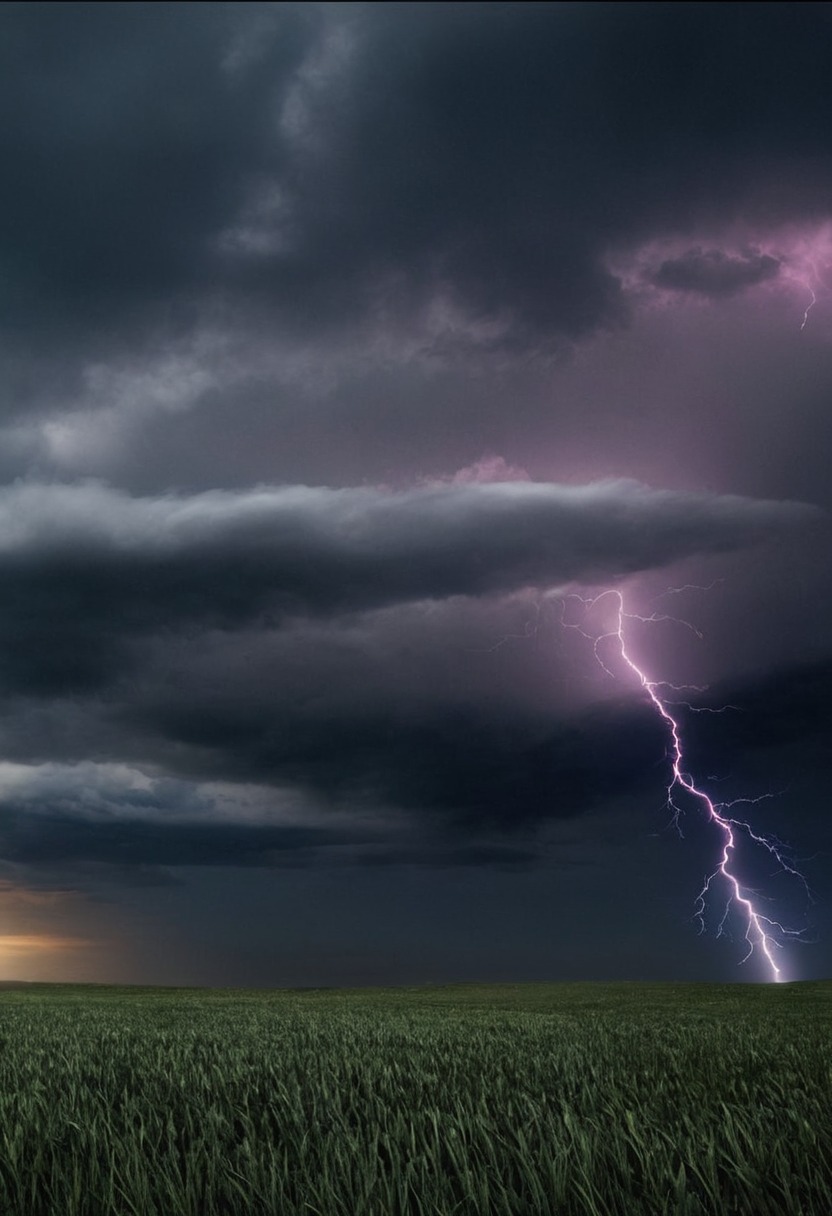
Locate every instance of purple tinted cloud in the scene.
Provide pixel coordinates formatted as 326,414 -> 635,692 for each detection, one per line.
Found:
651,249 -> 781,298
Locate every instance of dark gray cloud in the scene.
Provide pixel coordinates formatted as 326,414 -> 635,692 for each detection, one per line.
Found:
682,657 -> 832,767
0,669 -> 673,876
0,3 -> 314,331
228,2 -> 832,346
2,655 -> 828,878
355,843 -> 541,871
3,0 -> 832,394
0,478 -> 813,694
134,655 -> 832,834
0,808 -> 365,869
134,695 -> 665,827
651,249 -> 781,298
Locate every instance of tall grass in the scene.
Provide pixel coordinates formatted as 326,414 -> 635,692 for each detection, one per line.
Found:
0,981 -> 829,1214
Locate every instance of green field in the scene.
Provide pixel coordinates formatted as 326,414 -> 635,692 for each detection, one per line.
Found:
0,980 -> 829,1215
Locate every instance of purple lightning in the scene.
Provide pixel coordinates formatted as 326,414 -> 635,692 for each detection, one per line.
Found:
800,285 -> 817,332
562,589 -> 807,982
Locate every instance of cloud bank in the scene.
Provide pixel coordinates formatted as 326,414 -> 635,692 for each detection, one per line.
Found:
0,477 -> 814,694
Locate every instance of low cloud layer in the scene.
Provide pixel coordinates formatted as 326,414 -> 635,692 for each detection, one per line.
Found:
0,655 -> 828,880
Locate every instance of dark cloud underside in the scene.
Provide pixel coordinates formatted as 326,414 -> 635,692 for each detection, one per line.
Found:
2,657 -> 828,874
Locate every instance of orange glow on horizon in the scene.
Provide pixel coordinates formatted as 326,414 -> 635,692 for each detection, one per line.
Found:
0,933 -> 100,982
0,878 -> 124,981
0,934 -> 91,953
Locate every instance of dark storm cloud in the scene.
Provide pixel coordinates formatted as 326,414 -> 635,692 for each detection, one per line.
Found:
682,657 -> 832,766
651,250 -> 781,298
228,2 -> 832,345
0,3 -> 314,331
2,654 -> 828,877
0,478 -> 814,693
138,696 -> 665,829
4,0 -> 832,384
0,695 -> 666,877
0,808 -> 365,869
356,843 -> 541,871
93,657 -> 832,865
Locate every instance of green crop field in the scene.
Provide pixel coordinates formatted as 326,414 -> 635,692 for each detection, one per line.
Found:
0,980 -> 829,1215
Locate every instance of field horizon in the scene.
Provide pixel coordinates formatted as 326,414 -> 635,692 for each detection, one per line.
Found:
1,975 -> 831,995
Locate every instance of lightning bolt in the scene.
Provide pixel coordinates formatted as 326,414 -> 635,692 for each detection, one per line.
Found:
800,285 -> 817,331
562,589 -> 808,982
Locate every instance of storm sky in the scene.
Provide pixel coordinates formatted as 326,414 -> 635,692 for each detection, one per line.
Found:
2,1 -> 831,986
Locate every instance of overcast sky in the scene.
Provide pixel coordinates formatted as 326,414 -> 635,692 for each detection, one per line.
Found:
2,1 -> 831,987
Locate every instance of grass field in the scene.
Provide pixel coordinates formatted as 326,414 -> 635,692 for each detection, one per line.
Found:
0,980 -> 829,1215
